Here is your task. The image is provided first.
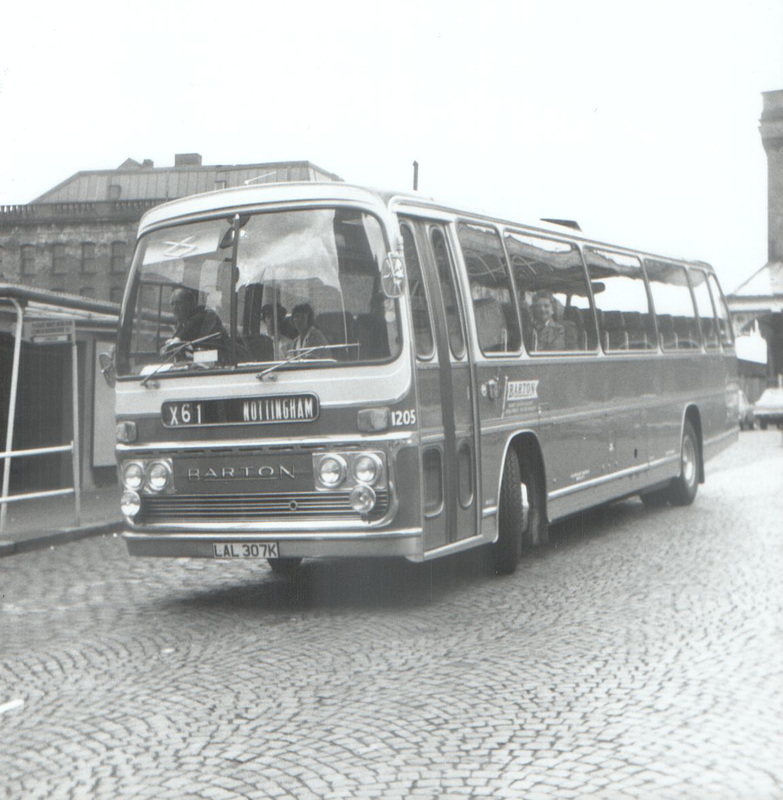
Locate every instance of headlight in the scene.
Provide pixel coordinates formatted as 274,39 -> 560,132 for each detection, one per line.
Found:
353,453 -> 382,485
121,490 -> 141,518
317,455 -> 347,488
122,461 -> 145,491
147,460 -> 173,493
350,485 -> 377,514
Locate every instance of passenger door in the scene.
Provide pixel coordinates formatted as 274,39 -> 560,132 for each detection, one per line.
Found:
400,216 -> 478,550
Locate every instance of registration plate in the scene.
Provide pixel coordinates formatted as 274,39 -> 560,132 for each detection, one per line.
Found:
213,542 -> 280,559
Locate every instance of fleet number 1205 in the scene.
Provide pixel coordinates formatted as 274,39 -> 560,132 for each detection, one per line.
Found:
391,409 -> 416,427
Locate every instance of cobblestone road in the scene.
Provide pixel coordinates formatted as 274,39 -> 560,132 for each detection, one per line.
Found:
1,432 -> 782,799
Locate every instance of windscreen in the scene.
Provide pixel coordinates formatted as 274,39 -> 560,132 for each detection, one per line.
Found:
116,207 -> 401,376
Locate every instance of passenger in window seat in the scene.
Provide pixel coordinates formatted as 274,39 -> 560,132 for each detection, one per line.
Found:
531,290 -> 565,351
261,302 -> 295,360
291,303 -> 334,358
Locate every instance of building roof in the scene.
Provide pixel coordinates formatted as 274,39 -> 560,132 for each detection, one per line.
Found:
727,261 -> 783,315
730,261 -> 783,298
33,156 -> 342,204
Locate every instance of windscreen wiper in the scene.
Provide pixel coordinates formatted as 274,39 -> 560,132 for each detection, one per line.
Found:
255,344 -> 338,381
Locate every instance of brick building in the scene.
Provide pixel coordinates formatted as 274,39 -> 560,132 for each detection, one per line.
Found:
0,154 -> 341,303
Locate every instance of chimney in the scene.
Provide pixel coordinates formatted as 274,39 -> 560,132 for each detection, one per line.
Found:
174,153 -> 203,167
142,159 -> 154,168
760,90 -> 783,261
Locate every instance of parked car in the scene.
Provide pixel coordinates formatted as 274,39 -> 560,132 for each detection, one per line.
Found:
738,389 -> 755,430
753,387 -> 783,429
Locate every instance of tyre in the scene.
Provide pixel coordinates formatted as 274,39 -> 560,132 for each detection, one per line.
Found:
666,420 -> 700,506
493,446 -> 548,575
267,557 -> 302,578
493,448 -> 524,575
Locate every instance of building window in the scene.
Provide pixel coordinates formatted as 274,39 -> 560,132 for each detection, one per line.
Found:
80,287 -> 96,298
110,286 -> 124,304
111,241 -> 127,273
21,244 -> 35,275
108,184 -> 122,200
81,242 -> 96,273
52,243 -> 67,274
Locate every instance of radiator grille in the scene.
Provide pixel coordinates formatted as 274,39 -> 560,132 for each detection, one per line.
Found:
138,491 -> 389,523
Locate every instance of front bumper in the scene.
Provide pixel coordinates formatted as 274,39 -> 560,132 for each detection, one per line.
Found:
123,527 -> 424,559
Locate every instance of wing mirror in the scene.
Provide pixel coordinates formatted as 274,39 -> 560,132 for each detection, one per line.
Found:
99,351 -> 116,388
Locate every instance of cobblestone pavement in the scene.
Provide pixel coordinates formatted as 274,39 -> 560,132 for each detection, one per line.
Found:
1,432 -> 782,799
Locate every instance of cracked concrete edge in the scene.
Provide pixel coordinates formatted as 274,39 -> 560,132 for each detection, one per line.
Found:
0,521 -> 124,558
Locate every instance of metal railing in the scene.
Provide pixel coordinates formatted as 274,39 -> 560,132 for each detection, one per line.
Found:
0,297 -> 81,534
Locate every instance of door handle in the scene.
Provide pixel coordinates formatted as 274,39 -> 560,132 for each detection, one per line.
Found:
482,379 -> 499,401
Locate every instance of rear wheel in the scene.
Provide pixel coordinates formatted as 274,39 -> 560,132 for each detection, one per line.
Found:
267,557 -> 302,578
667,420 -> 700,506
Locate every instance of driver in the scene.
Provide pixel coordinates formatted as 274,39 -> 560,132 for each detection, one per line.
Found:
162,287 -> 226,357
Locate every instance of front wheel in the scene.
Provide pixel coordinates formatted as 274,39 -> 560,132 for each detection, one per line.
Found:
520,449 -> 548,549
493,447 -> 548,575
493,449 -> 524,575
666,420 -> 701,506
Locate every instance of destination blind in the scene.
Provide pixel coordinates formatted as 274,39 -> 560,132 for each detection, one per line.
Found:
162,394 -> 320,427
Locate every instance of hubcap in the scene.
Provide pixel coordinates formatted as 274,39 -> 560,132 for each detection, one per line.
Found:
682,437 -> 696,486
520,482 -> 530,535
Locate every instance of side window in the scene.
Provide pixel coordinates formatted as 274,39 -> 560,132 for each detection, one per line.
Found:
504,230 -> 596,353
584,248 -> 656,352
400,221 -> 435,359
707,273 -> 734,349
690,269 -> 720,351
457,221 -> 521,354
430,227 -> 465,359
645,259 -> 701,350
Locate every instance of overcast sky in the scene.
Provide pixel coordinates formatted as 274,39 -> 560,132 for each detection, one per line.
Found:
1,0 -> 781,292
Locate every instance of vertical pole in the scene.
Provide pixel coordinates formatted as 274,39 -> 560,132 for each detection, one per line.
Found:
229,213 -> 241,365
71,326 -> 81,524
413,161 -> 419,191
1,300 -> 24,534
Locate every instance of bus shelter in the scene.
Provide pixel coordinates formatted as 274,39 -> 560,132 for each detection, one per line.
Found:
0,284 -> 119,534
